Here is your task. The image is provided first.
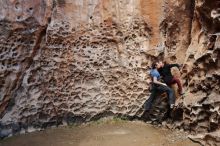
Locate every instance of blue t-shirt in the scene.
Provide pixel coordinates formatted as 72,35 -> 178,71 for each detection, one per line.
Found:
150,69 -> 160,80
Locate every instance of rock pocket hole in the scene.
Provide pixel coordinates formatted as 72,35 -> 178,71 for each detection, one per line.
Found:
27,7 -> 33,13
15,2 -> 20,9
16,16 -> 21,21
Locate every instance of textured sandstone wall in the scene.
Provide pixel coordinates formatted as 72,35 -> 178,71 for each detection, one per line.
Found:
0,0 -> 220,145
179,1 -> 220,145
0,0 -> 165,135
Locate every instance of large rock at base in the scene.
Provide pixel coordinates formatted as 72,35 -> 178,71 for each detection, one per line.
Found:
189,130 -> 220,146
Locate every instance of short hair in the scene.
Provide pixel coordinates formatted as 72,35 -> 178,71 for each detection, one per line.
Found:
151,61 -> 158,69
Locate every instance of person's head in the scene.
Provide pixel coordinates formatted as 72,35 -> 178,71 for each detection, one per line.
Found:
158,60 -> 165,68
151,61 -> 160,69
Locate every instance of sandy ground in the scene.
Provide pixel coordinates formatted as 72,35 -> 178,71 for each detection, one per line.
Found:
0,120 -> 200,146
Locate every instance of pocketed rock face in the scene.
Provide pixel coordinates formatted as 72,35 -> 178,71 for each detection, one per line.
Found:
0,0 -> 220,145
170,0 -> 220,145
0,0 -> 52,136
0,0 -> 165,136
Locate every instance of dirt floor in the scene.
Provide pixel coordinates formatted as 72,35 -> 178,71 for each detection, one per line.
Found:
0,119 -> 200,146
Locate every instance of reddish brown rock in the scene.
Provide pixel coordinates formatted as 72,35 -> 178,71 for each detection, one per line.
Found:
0,1 -> 219,145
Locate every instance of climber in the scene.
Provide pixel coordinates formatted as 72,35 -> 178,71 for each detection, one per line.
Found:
144,61 -> 176,112
158,61 -> 184,95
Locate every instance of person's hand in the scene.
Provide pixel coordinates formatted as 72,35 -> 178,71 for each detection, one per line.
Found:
162,83 -> 167,86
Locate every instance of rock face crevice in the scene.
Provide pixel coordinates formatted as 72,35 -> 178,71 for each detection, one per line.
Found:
0,0 -> 220,145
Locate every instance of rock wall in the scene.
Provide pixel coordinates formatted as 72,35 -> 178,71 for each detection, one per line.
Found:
176,0 -> 220,145
0,0 -> 219,145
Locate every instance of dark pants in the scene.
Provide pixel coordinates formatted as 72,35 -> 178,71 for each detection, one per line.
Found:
144,84 -> 176,110
167,77 -> 183,93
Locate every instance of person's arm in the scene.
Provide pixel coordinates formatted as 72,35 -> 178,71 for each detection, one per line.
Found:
153,76 -> 167,86
167,64 -> 180,69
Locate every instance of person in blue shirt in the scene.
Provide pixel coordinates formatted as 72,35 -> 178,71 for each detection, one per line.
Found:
144,61 -> 176,111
